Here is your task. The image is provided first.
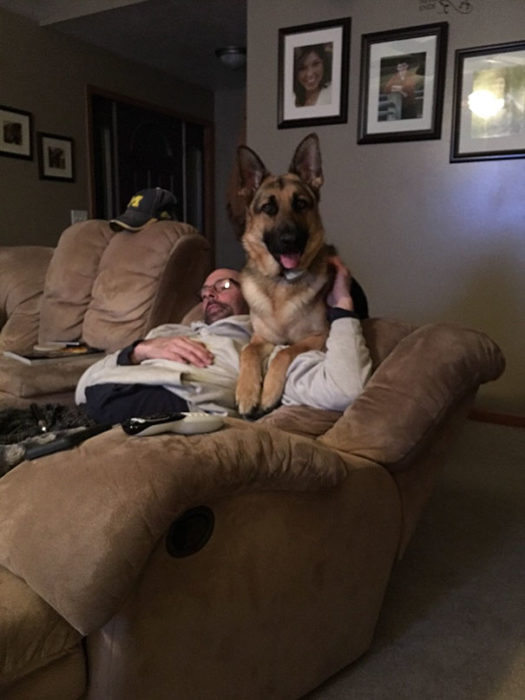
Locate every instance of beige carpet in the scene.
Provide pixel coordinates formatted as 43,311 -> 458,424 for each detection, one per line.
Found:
306,420 -> 525,700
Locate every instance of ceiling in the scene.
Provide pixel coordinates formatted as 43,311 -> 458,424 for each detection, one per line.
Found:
0,0 -> 247,91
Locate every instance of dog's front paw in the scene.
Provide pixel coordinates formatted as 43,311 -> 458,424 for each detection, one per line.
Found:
259,365 -> 286,414
235,383 -> 262,420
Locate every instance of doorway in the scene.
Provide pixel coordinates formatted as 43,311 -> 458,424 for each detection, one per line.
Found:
88,88 -> 214,251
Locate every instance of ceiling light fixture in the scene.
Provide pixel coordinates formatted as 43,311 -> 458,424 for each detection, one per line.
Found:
215,46 -> 246,70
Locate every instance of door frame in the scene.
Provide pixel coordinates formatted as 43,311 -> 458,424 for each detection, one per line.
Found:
86,85 -> 215,260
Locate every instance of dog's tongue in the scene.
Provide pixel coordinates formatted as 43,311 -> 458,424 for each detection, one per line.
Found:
279,252 -> 301,269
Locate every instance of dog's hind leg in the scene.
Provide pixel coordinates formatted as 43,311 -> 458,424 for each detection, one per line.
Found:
260,333 -> 327,414
236,337 -> 275,419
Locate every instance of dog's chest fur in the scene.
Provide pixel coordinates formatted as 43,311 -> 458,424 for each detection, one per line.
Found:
242,268 -> 328,345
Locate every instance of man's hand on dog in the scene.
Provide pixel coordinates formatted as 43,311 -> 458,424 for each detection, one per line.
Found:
327,256 -> 354,312
131,337 -> 214,367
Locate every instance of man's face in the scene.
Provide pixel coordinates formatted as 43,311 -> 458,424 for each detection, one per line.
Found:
201,268 -> 248,324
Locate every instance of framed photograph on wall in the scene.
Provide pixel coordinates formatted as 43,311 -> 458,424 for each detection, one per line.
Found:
451,41 -> 525,162
0,105 -> 33,160
278,17 -> 351,129
358,23 -> 448,143
37,132 -> 75,182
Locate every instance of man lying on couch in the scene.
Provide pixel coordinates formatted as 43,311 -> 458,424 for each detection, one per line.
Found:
75,258 -> 372,424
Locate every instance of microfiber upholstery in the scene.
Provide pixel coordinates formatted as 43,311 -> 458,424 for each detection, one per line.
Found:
36,219 -> 211,352
0,312 -> 507,699
82,221 -> 211,351
38,220 -> 115,345
0,420 -> 348,634
320,322 -> 506,471
0,321 -> 506,637
0,566 -> 82,687
0,246 -> 54,352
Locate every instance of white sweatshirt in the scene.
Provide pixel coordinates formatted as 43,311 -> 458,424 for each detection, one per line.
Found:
75,314 -> 372,415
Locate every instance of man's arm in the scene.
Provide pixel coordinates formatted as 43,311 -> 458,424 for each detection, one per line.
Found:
281,257 -> 372,411
128,336 -> 214,367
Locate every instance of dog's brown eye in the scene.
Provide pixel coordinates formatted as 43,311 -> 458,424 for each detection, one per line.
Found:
261,201 -> 278,216
294,197 -> 309,212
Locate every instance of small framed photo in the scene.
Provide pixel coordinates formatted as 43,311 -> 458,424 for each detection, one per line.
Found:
451,41 -> 525,162
358,23 -> 448,143
0,105 -> 33,160
278,17 -> 351,129
37,132 -> 75,182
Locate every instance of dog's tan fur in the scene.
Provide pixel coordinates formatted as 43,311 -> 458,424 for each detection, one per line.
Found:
235,133 -> 331,418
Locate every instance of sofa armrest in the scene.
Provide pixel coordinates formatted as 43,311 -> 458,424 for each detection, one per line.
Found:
0,420 -> 348,635
0,246 -> 54,352
319,322 -> 505,471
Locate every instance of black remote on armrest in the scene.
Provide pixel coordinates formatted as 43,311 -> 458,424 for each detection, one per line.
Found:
25,424 -> 112,460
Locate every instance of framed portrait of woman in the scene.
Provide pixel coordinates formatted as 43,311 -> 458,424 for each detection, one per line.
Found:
278,17 -> 351,129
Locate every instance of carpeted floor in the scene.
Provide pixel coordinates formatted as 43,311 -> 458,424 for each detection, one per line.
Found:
305,420 -> 525,700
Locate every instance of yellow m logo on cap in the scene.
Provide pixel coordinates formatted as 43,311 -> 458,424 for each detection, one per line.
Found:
128,195 -> 143,208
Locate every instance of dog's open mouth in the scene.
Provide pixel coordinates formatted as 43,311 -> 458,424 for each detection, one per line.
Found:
263,228 -> 307,273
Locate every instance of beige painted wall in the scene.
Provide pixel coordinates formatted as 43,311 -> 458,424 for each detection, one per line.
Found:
0,8 -> 213,247
246,0 -> 525,416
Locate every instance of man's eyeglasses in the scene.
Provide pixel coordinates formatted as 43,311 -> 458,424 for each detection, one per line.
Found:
199,278 -> 240,301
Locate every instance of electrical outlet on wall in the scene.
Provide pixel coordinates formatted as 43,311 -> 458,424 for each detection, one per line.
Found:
70,209 -> 88,224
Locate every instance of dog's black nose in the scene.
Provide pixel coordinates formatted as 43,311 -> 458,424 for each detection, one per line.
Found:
279,230 -> 298,248
278,225 -> 308,251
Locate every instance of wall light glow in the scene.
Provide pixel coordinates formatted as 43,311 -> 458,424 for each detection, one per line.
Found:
468,90 -> 504,119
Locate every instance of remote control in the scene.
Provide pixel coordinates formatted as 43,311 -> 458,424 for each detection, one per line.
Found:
121,412 -> 224,437
25,424 -> 112,460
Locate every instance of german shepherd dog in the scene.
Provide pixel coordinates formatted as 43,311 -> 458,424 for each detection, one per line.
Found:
235,133 -> 332,419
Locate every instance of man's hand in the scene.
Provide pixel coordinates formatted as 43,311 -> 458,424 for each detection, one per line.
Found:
130,336 -> 214,367
326,256 -> 354,312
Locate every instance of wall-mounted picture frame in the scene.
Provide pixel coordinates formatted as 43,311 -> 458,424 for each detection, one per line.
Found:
278,17 -> 351,129
37,132 -> 75,182
358,22 -> 448,144
451,41 -> 525,162
0,105 -> 33,160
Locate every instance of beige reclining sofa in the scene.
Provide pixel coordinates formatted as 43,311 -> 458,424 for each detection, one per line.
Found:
0,292 -> 505,698
0,219 -> 211,407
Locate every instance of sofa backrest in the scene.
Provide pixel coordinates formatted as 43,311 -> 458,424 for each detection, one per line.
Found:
38,220 -> 114,344
83,222 -> 211,351
0,246 -> 54,352
38,219 -> 212,352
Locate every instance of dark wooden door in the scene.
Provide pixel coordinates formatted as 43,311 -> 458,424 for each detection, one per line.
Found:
89,92 -> 211,243
115,101 -> 183,213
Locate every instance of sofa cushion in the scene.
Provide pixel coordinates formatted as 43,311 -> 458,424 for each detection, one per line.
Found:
0,354 -> 101,399
257,405 -> 342,437
38,221 -> 114,345
0,246 -> 54,353
82,221 -> 211,352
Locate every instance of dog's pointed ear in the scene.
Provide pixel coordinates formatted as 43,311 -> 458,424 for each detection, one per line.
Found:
237,145 -> 269,205
289,132 -> 323,195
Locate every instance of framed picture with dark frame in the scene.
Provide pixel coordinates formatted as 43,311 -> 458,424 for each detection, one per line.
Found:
0,105 -> 33,160
37,132 -> 75,182
451,41 -> 525,162
358,22 -> 448,144
278,17 -> 351,129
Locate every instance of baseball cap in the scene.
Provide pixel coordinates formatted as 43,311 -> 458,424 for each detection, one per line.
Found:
109,188 -> 178,232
